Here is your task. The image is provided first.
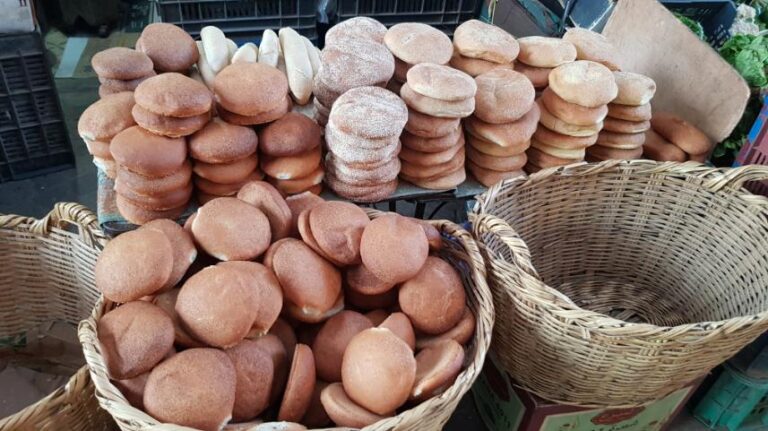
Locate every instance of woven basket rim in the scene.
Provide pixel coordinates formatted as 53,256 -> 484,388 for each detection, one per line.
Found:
472,160 -> 768,339
78,208 -> 494,431
0,202 -> 109,430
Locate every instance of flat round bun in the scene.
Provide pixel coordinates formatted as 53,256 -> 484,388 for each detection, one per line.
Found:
401,126 -> 461,153
608,102 -> 652,122
400,165 -> 466,190
237,181 -> 292,240
115,161 -> 192,197
115,195 -> 186,225
360,214 -> 428,284
285,192 -> 325,237
466,102 -> 539,147
344,284 -> 398,311
111,126 -> 187,177
308,201 -> 369,265
259,112 -> 321,157
225,340 -> 275,421
345,264 -> 394,296
278,344 -> 317,422
98,301 -> 174,379
131,104 -> 210,138
650,112 -> 712,155
321,383 -> 387,428
404,108 -> 460,138
450,53 -> 512,77
562,27 -> 620,71
325,173 -> 398,203
325,16 -> 387,45
84,139 -> 111,159
467,145 -> 526,171
78,92 -> 136,141
135,73 -> 213,117
268,167 -> 325,195
143,219 -> 197,290
399,135 -> 463,166
260,146 -> 321,180
384,23 -> 453,65
137,23 -> 199,72
190,118 -> 258,164
465,132 -> 530,157
115,182 -> 193,211
152,290 -> 203,348
467,160 -> 525,187
312,311 -> 373,382
526,146 -> 582,168
596,130 -> 645,149
474,68 -> 535,123
399,256 -> 466,334
193,155 -> 258,184
602,117 -> 651,134
517,36 -> 576,68
538,100 -> 603,137
144,348 -> 236,430
330,86 -> 407,139
530,139 -> 585,159
214,63 -> 289,116
325,153 -> 400,186
612,71 -> 656,106
548,60 -> 618,108
586,144 -> 643,161
341,328 -> 416,415
217,96 -> 292,126
453,19 -> 518,64
95,228 -> 173,302
540,87 -> 608,126
268,238 -> 342,322
91,47 -> 153,80
176,265 -> 258,347
513,62 -> 551,88
643,129 -> 687,162
533,124 -> 598,150
218,261 -> 283,336
194,172 -> 261,198
315,38 -> 395,94
192,197 -> 271,261
406,63 -> 477,102
410,340 -> 464,402
399,146 -> 465,180
379,312 -> 416,351
400,83 -> 474,118
416,306 -> 475,349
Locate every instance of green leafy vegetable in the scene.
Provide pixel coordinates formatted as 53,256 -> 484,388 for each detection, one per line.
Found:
720,34 -> 768,87
712,96 -> 762,164
674,13 -> 705,40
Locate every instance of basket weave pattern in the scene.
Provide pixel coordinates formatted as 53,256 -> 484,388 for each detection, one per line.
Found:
79,209 -> 494,431
471,160 -> 768,407
0,203 -> 114,430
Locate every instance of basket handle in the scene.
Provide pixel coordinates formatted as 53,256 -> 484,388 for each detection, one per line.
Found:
0,202 -> 108,248
470,212 -> 540,280
699,164 -> 768,191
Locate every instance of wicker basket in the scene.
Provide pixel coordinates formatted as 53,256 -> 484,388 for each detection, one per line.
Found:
0,203 -> 114,430
78,209 -> 494,431
470,160 -> 768,407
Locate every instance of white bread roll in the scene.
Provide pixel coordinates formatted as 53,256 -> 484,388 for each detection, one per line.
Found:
259,29 -> 280,67
195,41 -> 216,89
279,28 -> 313,105
232,43 -> 258,64
226,38 -> 237,61
303,36 -> 320,77
201,26 -> 229,74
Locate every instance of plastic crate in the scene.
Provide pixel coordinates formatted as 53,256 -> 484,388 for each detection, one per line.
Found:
0,32 -> 73,183
734,97 -> 768,196
335,0 -> 482,36
661,0 -> 737,48
730,332 -> 768,381
693,365 -> 768,430
155,0 -> 318,43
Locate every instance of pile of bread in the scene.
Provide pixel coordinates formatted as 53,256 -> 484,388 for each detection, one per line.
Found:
94,187 -> 474,430
644,112 -> 713,162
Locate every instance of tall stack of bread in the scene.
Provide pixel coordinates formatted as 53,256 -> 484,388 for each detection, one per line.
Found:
527,61 -> 618,173
383,22 -> 453,94
189,119 -> 262,204
398,64 -> 475,189
465,69 -> 538,186
587,72 -> 656,162
77,92 -> 136,179
259,113 -> 325,195
514,36 -> 576,90
313,18 -> 393,126
449,20 -> 518,78
325,86 -> 408,201
91,48 -> 155,98
646,112 -> 713,163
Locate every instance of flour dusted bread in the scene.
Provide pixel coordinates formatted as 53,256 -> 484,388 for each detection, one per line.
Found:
612,71 -> 656,106
406,63 -> 477,102
135,72 -> 213,117
650,112 -> 712,155
548,60 -> 618,108
360,214 -> 428,284
92,47 -> 154,80
562,27 -> 620,71
78,92 -> 136,141
453,19 -> 519,64
517,36 -> 576,68
384,23 -> 453,65
325,17 -> 387,45
189,118 -> 258,164
474,68 -> 535,123
259,112 -> 321,157
540,87 -> 608,126
191,197 -> 272,261
214,62 -> 289,116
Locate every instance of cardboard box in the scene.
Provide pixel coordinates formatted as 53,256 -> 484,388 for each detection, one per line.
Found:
473,356 -> 701,431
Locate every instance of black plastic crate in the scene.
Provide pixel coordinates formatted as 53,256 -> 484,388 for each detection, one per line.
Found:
156,0 -> 318,43
661,0 -> 737,48
335,0 -> 481,36
0,32 -> 73,183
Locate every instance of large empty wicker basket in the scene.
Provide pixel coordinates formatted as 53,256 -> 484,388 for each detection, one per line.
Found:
471,160 -> 768,407
0,203 -> 114,430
